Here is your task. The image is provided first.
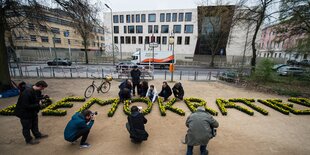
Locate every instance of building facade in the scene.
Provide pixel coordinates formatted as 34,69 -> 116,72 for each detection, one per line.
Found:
258,23 -> 309,62
104,6 -> 255,64
8,6 -> 105,62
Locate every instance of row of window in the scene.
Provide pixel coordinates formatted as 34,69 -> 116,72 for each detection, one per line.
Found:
260,52 -> 284,58
113,12 -> 192,23
114,36 -> 191,45
114,25 -> 193,34
259,40 -> 285,49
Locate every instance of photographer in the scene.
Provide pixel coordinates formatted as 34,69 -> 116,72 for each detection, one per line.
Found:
126,106 -> 148,143
184,106 -> 219,155
64,110 -> 95,148
15,80 -> 49,145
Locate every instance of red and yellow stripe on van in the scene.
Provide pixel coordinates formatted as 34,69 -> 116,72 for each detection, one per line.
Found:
142,55 -> 174,63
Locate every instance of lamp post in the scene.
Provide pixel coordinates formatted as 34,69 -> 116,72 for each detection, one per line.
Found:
105,4 -> 115,65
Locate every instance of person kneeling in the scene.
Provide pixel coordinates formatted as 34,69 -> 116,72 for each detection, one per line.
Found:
126,106 -> 148,143
64,110 -> 95,148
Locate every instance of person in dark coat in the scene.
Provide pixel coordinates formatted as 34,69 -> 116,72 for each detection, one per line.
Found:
130,65 -> 141,96
158,81 -> 172,101
139,81 -> 148,97
185,106 -> 219,155
119,79 -> 133,102
126,106 -> 148,143
15,80 -> 49,145
172,82 -> 184,100
64,110 -> 95,148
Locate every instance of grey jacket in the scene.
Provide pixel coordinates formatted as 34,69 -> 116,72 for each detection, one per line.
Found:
185,109 -> 219,146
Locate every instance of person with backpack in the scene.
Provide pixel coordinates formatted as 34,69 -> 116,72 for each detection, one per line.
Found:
126,106 -> 148,143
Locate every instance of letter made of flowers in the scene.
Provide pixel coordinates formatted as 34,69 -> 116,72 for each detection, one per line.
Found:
184,98 -> 218,116
123,98 -> 153,116
158,98 -> 185,116
216,99 -> 254,116
42,97 -> 86,116
229,98 -> 268,115
77,98 -> 120,117
263,99 -> 310,115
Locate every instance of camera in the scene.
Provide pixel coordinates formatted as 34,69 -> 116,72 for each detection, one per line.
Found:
91,111 -> 98,116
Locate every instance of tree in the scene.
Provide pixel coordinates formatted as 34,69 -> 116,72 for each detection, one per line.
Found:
55,0 -> 102,64
236,0 -> 280,72
0,0 -> 44,92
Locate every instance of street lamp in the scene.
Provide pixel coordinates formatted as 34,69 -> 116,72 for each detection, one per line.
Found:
105,4 -> 115,65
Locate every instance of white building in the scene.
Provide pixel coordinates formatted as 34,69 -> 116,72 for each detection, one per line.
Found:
104,6 -> 255,64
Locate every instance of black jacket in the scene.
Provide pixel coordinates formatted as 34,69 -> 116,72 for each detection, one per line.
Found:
159,85 -> 172,97
130,69 -> 141,84
15,87 -> 42,119
172,83 -> 184,99
128,112 -> 148,141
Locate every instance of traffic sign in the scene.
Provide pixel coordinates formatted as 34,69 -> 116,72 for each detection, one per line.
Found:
149,42 -> 158,48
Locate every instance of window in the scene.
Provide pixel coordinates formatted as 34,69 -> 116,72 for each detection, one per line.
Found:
131,15 -> 135,23
41,36 -> 48,42
173,25 -> 181,33
157,36 -> 161,44
178,13 -> 184,22
124,26 -> 127,33
136,14 -> 140,22
53,37 -> 61,44
148,25 -> 153,33
126,15 -> 130,23
177,36 -> 182,45
185,36 -> 190,45
184,25 -> 193,33
139,36 -> 143,44
172,13 -> 177,22
39,25 -> 47,32
132,36 -> 136,44
154,25 -> 158,33
148,14 -> 156,22
162,36 -> 167,44
166,13 -> 171,22
185,12 -> 192,21
145,36 -> 150,44
114,36 -> 118,44
101,43 -> 105,47
30,35 -> 36,42
161,25 -> 169,33
120,15 -> 124,23
120,36 -> 124,44
114,26 -> 119,33
101,36 -> 104,41
128,26 -> 135,33
51,27 -> 60,34
113,15 -> 119,23
126,36 -> 131,44
136,25 -> 143,33
279,53 -> 282,58
28,23 -> 35,30
160,13 -> 165,22
275,53 -> 277,58
141,14 -> 146,22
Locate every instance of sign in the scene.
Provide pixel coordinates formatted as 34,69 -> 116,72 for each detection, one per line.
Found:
149,42 -> 158,48
64,30 -> 69,37
169,36 -> 174,44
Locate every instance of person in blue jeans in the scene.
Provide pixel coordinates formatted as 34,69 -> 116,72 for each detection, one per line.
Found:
64,110 -> 95,148
185,106 -> 219,155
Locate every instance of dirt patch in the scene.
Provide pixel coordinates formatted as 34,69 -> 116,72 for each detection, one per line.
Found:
0,79 -> 310,155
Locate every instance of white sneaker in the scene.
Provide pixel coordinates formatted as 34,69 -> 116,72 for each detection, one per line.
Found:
80,143 -> 91,148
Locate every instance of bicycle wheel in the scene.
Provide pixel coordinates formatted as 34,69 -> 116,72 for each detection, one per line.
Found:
84,85 -> 95,98
100,82 -> 111,93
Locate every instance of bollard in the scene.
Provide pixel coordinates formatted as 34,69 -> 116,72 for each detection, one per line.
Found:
196,71 -> 199,80
52,67 -> 55,78
86,67 -> 88,78
209,72 -> 212,80
19,66 -> 23,77
164,70 -> 167,80
194,71 -> 197,81
102,69 -> 104,78
36,67 -> 40,78
180,71 -> 182,80
39,66 -> 43,77
25,66 -> 29,77
70,68 -> 72,78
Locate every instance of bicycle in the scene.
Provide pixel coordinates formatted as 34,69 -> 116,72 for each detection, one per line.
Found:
84,75 -> 113,98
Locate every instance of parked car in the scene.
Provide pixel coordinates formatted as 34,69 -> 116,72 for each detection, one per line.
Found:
277,66 -> 304,76
299,60 -> 310,67
219,71 -> 239,82
115,61 -> 145,71
47,58 -> 72,66
287,60 -> 298,65
272,64 -> 288,71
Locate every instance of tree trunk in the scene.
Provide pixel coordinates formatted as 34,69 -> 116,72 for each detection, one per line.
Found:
84,41 -> 88,64
0,17 -> 12,92
210,52 -> 216,67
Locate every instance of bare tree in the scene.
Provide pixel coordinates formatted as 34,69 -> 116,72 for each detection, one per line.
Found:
54,0 -> 102,64
0,0 -> 44,92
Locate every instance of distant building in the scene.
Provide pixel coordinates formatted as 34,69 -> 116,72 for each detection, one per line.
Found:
258,23 -> 309,62
104,6 -> 256,64
7,6 -> 105,61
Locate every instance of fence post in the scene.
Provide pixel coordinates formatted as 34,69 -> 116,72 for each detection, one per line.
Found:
209,72 -> 212,80
86,67 -> 88,78
180,71 -> 182,80
164,70 -> 167,80
39,66 -> 43,77
102,69 -> 104,78
13,68 -> 16,77
70,68 -> 72,78
19,66 -> 23,77
36,67 -> 40,78
194,71 -> 197,81
25,66 -> 29,77
196,71 -> 199,80
52,67 -> 55,78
